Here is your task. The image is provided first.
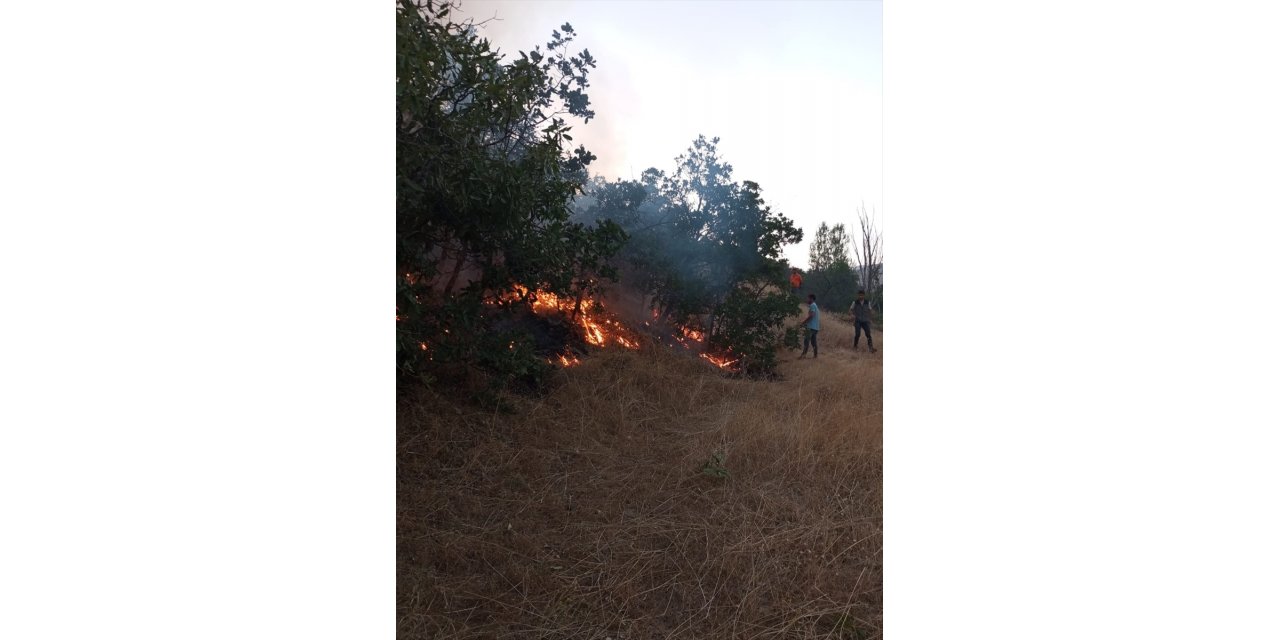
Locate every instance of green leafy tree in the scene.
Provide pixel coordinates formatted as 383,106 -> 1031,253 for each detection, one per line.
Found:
806,222 -> 860,312
396,0 -> 626,389
584,136 -> 803,374
808,222 -> 851,272
808,222 -> 851,271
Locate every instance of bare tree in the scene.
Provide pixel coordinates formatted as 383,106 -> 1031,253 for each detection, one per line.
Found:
854,203 -> 882,304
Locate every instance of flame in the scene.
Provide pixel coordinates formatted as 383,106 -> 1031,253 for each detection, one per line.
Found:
404,283 -> 637,367
668,324 -> 706,351
680,326 -> 705,342
582,319 -> 606,346
492,284 -> 641,354
700,352 -> 740,370
551,352 -> 581,367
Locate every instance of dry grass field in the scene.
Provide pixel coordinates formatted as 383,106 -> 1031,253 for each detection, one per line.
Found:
397,312 -> 882,639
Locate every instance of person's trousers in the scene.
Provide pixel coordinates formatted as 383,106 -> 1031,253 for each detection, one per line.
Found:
802,328 -> 819,357
854,321 -> 874,349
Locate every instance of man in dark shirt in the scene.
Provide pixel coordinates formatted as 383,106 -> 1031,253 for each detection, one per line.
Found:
849,290 -> 877,353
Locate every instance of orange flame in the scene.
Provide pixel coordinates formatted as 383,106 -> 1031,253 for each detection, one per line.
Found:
680,326 -> 705,342
492,284 -> 641,354
552,352 -> 581,367
582,318 -> 606,346
700,352 -> 740,371
668,324 -> 706,351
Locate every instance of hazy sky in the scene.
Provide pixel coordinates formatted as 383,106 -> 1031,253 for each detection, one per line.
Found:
455,0 -> 882,269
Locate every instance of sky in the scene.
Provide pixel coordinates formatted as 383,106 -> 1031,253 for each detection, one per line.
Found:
455,0 -> 882,270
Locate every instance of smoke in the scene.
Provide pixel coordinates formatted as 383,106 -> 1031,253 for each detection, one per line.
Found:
575,135 -> 800,345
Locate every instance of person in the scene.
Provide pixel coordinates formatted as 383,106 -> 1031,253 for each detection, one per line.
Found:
789,268 -> 803,296
800,293 -> 820,358
849,290 -> 877,353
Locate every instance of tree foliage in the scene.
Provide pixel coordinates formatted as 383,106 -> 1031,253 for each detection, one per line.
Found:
808,222 -> 851,272
803,211 -> 883,317
396,0 -> 625,388
582,135 -> 803,374
805,222 -> 859,312
806,263 -> 861,314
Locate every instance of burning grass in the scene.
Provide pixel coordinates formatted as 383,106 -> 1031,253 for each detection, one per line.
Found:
397,316 -> 883,638
698,350 -> 740,371
485,284 -> 754,373
490,285 -> 643,366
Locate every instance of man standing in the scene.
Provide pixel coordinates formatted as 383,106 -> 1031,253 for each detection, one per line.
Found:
789,268 -> 804,296
800,293 -> 820,358
849,290 -> 877,353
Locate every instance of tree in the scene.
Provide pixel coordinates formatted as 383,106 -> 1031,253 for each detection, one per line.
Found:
583,136 -> 804,374
853,203 -> 883,314
808,222 -> 851,272
804,222 -> 858,312
396,0 -> 626,389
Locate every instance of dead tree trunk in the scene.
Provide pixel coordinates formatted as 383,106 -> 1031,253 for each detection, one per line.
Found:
854,204 -> 882,296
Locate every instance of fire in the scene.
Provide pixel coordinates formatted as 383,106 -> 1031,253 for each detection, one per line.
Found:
669,324 -> 707,351
700,352 -> 741,371
680,326 -> 705,342
551,352 -> 581,367
491,284 -> 643,360
494,285 -> 585,315
582,321 -> 606,346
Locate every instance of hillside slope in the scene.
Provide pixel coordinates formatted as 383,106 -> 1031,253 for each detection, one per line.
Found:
398,315 -> 882,638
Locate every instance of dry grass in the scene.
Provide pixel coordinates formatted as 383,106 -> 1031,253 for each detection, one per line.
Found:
398,312 -> 882,639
